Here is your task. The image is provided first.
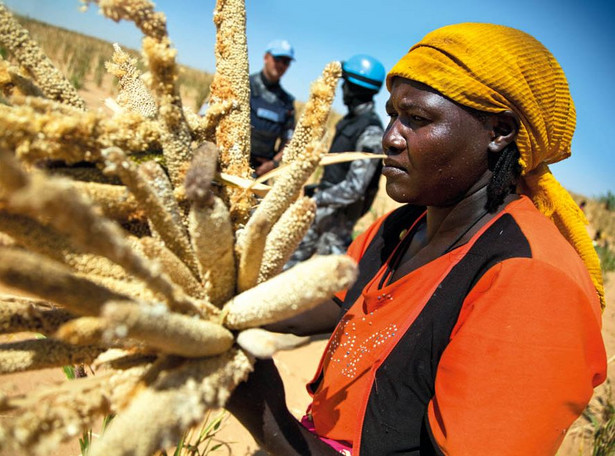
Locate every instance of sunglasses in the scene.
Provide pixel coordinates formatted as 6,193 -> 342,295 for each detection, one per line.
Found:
273,56 -> 292,66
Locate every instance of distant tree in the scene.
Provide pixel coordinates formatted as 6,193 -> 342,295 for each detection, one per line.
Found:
598,191 -> 615,212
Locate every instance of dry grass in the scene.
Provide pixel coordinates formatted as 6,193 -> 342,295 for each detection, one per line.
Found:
571,192 -> 615,244
4,14 -> 213,112
4,15 -> 340,134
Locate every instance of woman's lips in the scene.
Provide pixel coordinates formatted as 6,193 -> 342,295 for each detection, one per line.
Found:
381,161 -> 406,177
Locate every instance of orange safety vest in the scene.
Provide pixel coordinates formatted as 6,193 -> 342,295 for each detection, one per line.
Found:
307,196 -> 606,455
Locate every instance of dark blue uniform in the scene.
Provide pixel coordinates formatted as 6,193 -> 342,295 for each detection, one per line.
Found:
249,71 -> 295,169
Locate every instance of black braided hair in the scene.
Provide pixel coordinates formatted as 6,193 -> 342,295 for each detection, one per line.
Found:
486,142 -> 521,212
456,102 -> 522,213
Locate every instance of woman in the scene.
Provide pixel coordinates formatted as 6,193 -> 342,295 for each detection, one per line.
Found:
227,23 -> 607,455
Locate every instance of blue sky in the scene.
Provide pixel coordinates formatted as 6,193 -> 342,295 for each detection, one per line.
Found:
4,0 -> 614,197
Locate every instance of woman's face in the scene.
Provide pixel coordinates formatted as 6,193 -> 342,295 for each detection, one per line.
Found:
382,78 -> 493,206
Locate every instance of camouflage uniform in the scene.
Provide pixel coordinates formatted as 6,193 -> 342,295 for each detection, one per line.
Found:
287,101 -> 383,267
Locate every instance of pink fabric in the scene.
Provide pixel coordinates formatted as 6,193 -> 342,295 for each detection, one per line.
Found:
301,414 -> 353,455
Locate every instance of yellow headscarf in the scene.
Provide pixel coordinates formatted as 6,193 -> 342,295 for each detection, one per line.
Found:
387,23 -> 605,309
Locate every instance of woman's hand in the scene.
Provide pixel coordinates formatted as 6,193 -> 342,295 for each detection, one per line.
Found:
263,298 -> 341,336
226,358 -> 340,455
226,358 -> 287,432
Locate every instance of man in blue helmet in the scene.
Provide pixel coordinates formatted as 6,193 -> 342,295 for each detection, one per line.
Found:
287,54 -> 385,267
249,39 -> 296,176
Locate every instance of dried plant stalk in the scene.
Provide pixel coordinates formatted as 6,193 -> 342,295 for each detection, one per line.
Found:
0,338 -> 104,374
90,0 -> 167,41
0,103 -> 162,165
142,35 -> 193,188
11,92 -> 87,116
258,196 -> 317,283
138,161 -> 186,233
0,362 -> 151,456
106,43 -> 157,118
236,210 -> 269,293
281,61 -> 341,164
0,211 -> 130,281
102,148 -> 200,277
102,301 -> 234,358
224,255 -> 358,330
188,99 -> 237,143
0,58 -> 44,98
210,0 -> 250,173
0,247 -> 129,316
91,0 -> 193,186
188,196 -> 236,305
88,349 -> 253,456
184,144 -> 236,304
210,0 -> 253,225
138,237 -> 206,300
45,166 -> 120,185
54,317 -> 107,346
237,140 -> 327,286
0,296 -> 74,336
70,181 -> 144,224
80,273 -> 158,304
0,153 -> 204,316
0,4 -> 86,109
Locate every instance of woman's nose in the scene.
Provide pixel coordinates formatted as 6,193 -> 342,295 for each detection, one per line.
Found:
382,122 -> 404,155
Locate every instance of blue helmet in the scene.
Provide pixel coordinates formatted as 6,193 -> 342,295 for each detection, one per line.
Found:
265,39 -> 295,61
341,54 -> 385,92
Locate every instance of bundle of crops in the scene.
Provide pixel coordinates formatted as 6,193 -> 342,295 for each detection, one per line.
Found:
0,1 -> 357,454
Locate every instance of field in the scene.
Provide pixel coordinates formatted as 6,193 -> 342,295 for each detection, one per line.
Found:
1,11 -> 614,456
2,15 -> 214,113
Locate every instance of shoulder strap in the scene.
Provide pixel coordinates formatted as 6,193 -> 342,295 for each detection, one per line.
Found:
341,204 -> 426,312
249,73 -> 263,98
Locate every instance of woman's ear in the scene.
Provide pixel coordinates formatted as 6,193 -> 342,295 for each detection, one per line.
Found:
488,111 -> 519,153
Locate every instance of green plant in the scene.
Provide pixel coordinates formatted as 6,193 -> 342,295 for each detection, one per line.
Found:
596,245 -> 615,275
598,191 -> 615,212
67,49 -> 90,90
590,384 -> 615,456
62,364 -> 76,379
94,55 -> 106,87
593,414 -> 615,456
61,364 -> 115,455
77,414 -> 115,456
79,427 -> 93,455
159,410 -> 229,456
